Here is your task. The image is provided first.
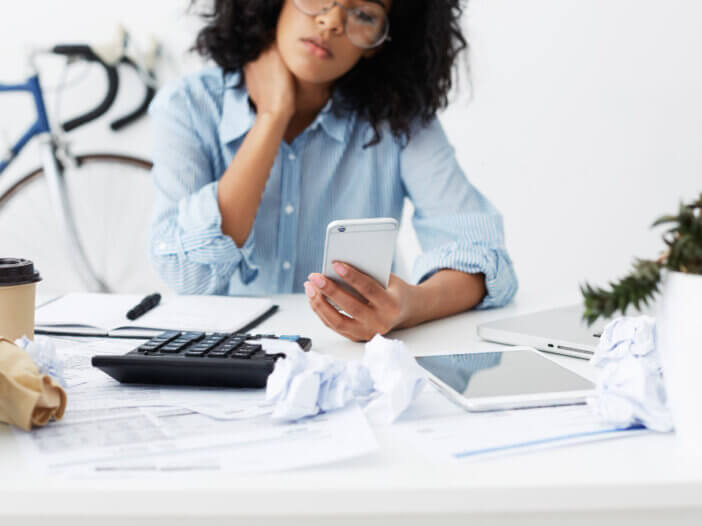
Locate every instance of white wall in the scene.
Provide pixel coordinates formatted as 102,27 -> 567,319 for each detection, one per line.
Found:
444,0 -> 702,309
1,1 -> 700,306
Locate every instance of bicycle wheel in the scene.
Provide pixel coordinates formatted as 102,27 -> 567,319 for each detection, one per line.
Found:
0,153 -> 166,294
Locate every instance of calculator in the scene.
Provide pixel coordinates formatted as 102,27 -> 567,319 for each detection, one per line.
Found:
91,331 -> 312,388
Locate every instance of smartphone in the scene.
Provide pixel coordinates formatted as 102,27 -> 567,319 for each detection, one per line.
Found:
322,218 -> 399,300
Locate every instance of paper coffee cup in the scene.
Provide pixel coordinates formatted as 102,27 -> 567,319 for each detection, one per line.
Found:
0,258 -> 41,341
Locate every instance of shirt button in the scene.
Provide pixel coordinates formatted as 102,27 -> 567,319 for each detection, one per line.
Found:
282,261 -> 291,270
285,204 -> 295,215
288,153 -> 296,161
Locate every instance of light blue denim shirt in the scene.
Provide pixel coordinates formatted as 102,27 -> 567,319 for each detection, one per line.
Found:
149,67 -> 517,308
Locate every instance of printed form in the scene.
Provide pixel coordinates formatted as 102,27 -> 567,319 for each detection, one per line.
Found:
13,337 -> 377,476
390,385 -> 647,461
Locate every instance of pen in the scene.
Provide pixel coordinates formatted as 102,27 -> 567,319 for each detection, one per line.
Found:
126,293 -> 161,321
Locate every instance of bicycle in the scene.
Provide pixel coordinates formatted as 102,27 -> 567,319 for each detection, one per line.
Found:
0,29 -> 161,293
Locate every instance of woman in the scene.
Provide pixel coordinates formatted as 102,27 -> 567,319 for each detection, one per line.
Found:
150,0 -> 518,341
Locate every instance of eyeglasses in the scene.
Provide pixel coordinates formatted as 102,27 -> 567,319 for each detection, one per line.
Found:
293,0 -> 390,49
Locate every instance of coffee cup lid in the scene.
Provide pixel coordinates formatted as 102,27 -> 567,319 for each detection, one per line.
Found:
0,258 -> 42,286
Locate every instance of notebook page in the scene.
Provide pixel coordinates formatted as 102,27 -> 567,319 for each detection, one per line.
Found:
35,293 -> 142,332
116,295 -> 274,333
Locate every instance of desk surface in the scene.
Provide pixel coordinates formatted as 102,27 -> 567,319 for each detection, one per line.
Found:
1,294 -> 701,525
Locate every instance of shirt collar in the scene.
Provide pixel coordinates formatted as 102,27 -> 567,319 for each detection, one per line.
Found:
218,70 -> 353,145
311,95 -> 352,143
219,71 -> 255,145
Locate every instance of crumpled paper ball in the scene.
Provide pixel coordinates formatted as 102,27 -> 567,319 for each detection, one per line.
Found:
587,316 -> 673,432
15,335 -> 66,387
265,334 -> 425,422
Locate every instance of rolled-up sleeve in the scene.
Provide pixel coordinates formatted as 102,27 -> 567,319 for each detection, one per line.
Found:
400,118 -> 518,309
149,85 -> 257,295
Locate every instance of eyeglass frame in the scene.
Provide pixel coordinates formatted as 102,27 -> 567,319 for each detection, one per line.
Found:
292,0 -> 392,49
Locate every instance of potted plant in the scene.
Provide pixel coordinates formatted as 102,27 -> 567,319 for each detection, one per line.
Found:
581,193 -> 702,453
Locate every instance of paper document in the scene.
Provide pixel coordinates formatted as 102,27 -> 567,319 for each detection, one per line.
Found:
49,336 -> 276,416
35,293 -> 274,337
15,404 -> 376,476
392,385 -> 647,461
13,336 -> 377,476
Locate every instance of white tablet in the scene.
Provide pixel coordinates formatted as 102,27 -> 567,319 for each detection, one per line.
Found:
415,349 -> 595,412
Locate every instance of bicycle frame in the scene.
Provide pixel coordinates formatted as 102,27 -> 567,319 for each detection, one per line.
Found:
0,75 -> 51,174
0,70 -> 108,291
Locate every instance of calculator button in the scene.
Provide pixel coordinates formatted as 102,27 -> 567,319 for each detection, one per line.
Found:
157,331 -> 181,340
232,344 -> 262,359
160,344 -> 186,353
202,334 -> 227,345
222,338 -> 244,349
138,342 -> 162,352
184,350 -> 207,357
181,332 -> 205,341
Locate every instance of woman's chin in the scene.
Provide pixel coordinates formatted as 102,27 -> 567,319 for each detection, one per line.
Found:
289,67 -> 337,85
283,55 -> 343,85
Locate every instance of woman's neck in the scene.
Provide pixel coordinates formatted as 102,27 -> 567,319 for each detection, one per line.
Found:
283,79 -> 332,144
295,78 -> 332,116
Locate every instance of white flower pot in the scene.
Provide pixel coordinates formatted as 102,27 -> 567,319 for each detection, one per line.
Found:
657,270 -> 702,455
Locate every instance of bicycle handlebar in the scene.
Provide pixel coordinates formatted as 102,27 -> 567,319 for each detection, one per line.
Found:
109,57 -> 155,131
51,45 -> 120,133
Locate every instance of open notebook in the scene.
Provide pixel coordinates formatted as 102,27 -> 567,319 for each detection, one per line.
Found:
34,293 -> 276,338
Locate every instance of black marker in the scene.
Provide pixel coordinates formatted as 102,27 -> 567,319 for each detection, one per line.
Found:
126,293 -> 161,321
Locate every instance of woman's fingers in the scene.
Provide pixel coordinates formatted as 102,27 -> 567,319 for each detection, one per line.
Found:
331,262 -> 392,310
304,263 -> 411,341
307,273 -> 373,324
304,281 -> 369,341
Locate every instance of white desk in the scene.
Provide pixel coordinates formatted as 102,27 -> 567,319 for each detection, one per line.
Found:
1,294 -> 701,526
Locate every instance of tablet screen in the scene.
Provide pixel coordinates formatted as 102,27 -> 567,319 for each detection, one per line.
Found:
415,351 -> 593,398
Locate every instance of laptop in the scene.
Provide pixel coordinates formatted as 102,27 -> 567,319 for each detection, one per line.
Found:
477,304 -> 619,360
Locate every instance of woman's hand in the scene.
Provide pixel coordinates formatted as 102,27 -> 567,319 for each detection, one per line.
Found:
219,43 -> 296,246
243,43 -> 296,120
304,263 -> 488,342
304,262 -> 421,342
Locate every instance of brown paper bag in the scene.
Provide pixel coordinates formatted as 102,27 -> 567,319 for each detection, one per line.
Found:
0,338 -> 66,431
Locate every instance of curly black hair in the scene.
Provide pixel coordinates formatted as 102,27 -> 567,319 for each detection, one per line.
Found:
192,0 -> 468,146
